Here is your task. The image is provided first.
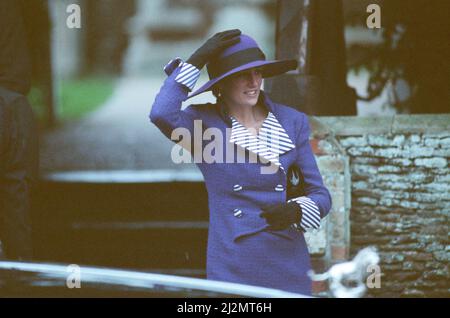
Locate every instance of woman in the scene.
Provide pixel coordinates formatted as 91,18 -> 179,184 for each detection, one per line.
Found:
150,30 -> 332,295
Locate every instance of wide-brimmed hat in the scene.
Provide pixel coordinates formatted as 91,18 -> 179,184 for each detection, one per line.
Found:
187,34 -> 298,100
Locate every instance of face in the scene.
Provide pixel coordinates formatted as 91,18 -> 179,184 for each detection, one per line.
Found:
218,68 -> 263,108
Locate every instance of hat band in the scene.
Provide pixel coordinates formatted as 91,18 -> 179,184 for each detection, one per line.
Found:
207,47 -> 266,79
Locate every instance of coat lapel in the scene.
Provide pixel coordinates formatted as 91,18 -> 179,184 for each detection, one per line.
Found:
229,114 -> 280,167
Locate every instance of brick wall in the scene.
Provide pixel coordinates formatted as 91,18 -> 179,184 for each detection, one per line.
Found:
312,114 -> 449,297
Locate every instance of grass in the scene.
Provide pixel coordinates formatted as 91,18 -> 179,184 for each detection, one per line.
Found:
28,76 -> 116,125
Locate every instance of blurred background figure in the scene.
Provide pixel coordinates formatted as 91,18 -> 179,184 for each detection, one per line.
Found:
0,0 -> 41,260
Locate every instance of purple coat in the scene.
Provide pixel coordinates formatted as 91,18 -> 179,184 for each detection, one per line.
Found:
150,65 -> 332,295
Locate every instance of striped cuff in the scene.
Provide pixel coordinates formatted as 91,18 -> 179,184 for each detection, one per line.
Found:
288,196 -> 321,232
164,57 -> 200,91
175,62 -> 201,91
163,58 -> 201,91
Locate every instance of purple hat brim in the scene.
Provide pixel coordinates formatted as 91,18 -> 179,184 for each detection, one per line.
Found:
186,59 -> 297,100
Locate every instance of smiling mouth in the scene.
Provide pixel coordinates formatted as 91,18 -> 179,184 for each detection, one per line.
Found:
244,90 -> 259,97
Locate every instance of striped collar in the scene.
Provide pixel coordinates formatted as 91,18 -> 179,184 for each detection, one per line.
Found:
229,111 -> 296,169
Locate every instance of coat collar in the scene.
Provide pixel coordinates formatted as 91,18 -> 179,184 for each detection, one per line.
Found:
221,92 -> 296,170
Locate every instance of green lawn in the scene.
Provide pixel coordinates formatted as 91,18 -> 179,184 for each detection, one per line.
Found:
28,76 -> 116,125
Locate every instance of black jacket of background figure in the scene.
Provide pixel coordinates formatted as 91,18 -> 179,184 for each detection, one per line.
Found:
0,0 -> 40,260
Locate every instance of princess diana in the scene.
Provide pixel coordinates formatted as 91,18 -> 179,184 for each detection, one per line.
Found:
150,29 -> 332,295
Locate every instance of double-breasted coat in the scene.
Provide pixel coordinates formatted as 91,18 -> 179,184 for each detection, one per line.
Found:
150,60 -> 332,295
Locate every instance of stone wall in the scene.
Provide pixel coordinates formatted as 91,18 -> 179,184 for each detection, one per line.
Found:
312,114 -> 449,297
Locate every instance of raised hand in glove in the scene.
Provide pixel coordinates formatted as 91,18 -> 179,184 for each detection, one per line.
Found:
186,29 -> 242,69
259,201 -> 302,231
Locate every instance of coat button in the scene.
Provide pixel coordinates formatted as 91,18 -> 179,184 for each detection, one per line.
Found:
292,223 -> 302,232
275,184 -> 284,192
233,184 -> 242,192
233,208 -> 243,218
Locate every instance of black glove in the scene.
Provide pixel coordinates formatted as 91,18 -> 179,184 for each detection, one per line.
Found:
186,29 -> 242,69
259,201 -> 302,231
